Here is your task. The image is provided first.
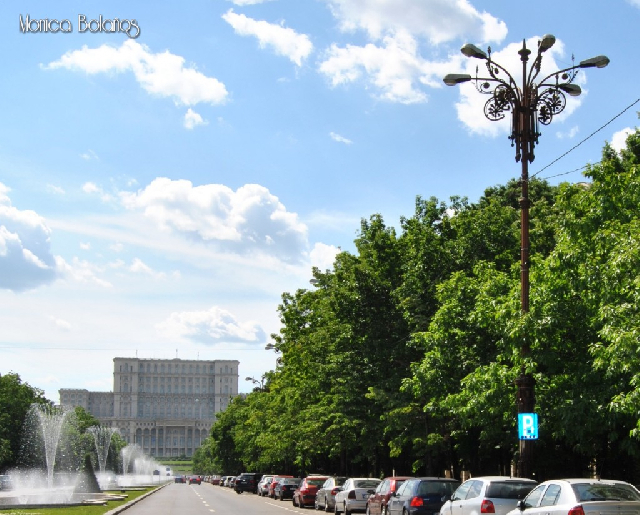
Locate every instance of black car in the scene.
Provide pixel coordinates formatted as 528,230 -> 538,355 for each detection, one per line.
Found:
235,472 -> 263,494
388,477 -> 460,515
275,477 -> 301,500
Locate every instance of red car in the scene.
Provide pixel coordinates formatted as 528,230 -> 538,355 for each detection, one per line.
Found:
293,476 -> 329,508
366,476 -> 413,515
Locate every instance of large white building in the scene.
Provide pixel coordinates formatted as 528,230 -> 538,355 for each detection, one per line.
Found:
59,357 -> 239,458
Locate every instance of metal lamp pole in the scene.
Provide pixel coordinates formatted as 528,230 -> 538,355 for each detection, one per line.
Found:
444,35 -> 609,478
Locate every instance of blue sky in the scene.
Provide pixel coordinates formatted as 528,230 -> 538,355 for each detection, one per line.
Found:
1,0 -> 638,402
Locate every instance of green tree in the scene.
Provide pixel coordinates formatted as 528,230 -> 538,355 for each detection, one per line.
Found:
0,372 -> 49,471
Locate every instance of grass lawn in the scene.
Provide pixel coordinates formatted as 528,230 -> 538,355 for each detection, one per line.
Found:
0,485 -> 162,515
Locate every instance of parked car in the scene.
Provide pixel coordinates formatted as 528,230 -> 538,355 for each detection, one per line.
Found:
316,476 -> 348,511
506,478 -> 640,515
270,475 -> 294,498
335,478 -> 382,515
235,472 -> 263,494
387,477 -> 460,515
174,475 -> 186,484
275,477 -> 302,500
293,475 -> 329,507
366,476 -> 414,515
258,475 -> 274,496
210,475 -> 221,485
440,477 -> 537,515
189,475 -> 202,485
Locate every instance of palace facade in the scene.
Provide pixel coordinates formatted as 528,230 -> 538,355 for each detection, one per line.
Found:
59,357 -> 239,458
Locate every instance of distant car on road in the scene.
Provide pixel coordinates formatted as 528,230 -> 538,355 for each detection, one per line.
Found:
506,478 -> 640,515
189,476 -> 202,485
235,472 -> 263,494
335,477 -> 382,515
316,476 -> 347,511
275,477 -> 301,500
293,475 -> 328,508
366,476 -> 413,515
174,475 -> 186,484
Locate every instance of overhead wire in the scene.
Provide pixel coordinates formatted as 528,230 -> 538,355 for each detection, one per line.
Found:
532,97 -> 640,181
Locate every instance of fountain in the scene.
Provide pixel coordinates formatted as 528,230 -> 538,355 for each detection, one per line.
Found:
88,426 -> 118,475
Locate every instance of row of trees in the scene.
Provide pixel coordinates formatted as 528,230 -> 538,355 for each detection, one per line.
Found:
194,129 -> 640,482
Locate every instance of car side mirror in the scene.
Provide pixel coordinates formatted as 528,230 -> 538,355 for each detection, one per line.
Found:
517,500 -> 526,511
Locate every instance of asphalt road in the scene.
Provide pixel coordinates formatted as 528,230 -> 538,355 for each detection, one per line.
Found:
122,483 -> 312,515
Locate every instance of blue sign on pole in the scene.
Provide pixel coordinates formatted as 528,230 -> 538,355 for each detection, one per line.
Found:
518,413 -> 538,440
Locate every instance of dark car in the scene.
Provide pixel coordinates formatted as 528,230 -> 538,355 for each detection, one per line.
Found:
175,475 -> 186,483
387,478 -> 460,515
235,472 -> 263,494
275,477 -> 302,500
294,475 -> 329,508
316,476 -> 348,511
366,476 -> 414,515
189,475 -> 202,485
269,475 -> 294,498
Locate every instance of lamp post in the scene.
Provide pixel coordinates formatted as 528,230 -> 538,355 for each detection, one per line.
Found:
444,35 -> 608,478
245,375 -> 266,391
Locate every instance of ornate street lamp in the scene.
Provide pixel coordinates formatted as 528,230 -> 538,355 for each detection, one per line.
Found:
444,35 -> 609,478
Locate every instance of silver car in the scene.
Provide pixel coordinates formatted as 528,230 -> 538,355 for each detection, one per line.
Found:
440,477 -> 537,515
506,478 -> 640,515
335,477 -> 382,515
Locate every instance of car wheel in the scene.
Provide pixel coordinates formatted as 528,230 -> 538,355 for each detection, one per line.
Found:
334,500 -> 341,514
345,504 -> 352,515
366,505 -> 371,515
325,497 -> 332,512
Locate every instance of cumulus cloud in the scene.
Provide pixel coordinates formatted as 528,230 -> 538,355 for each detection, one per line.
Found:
82,182 -> 114,203
120,178 -> 308,263
330,131 -> 353,144
556,126 -> 580,139
55,256 -> 112,288
184,108 -> 208,129
45,40 -> 228,107
610,127 -> 634,153
324,0 -> 507,44
318,0 -> 506,103
156,306 -> 266,344
129,257 -> 167,279
222,9 -> 313,66
0,183 -> 58,292
310,242 -> 340,271
47,184 -> 65,195
48,315 -> 72,331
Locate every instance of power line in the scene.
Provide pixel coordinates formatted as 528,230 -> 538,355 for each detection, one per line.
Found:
532,97 -> 640,180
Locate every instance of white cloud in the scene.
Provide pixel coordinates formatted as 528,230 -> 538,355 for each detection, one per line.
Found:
110,243 -> 124,253
80,242 -> 91,250
55,256 -> 113,288
556,126 -> 580,139
222,9 -> 313,66
47,184 -> 65,195
319,30 -> 461,104
0,183 -> 58,292
80,149 -> 99,161
324,0 -> 507,44
330,131 -> 353,144
156,306 -> 266,344
129,257 -> 167,280
184,108 -> 208,129
82,182 -> 114,203
626,0 -> 640,7
309,242 -> 340,271
451,37 -> 584,137
46,40 -> 228,107
48,315 -> 72,331
120,178 -> 309,263
610,127 -> 633,153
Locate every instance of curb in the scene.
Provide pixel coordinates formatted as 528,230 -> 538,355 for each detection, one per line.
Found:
104,482 -> 171,515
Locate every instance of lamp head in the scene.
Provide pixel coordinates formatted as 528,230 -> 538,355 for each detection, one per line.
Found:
538,34 -> 556,53
461,43 -> 488,60
557,83 -> 582,97
579,55 -> 610,69
443,73 -> 472,86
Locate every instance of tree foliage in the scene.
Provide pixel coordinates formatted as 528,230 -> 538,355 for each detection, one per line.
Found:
200,130 -> 640,481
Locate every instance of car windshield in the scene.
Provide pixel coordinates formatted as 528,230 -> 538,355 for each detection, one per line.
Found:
417,481 -> 459,497
308,479 -> 327,486
572,483 -> 640,502
355,480 -> 381,489
486,482 -> 537,500
283,479 -> 300,485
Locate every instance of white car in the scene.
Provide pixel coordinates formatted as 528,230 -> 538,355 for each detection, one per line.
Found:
440,476 -> 537,515
505,478 -> 640,515
335,477 -> 382,515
